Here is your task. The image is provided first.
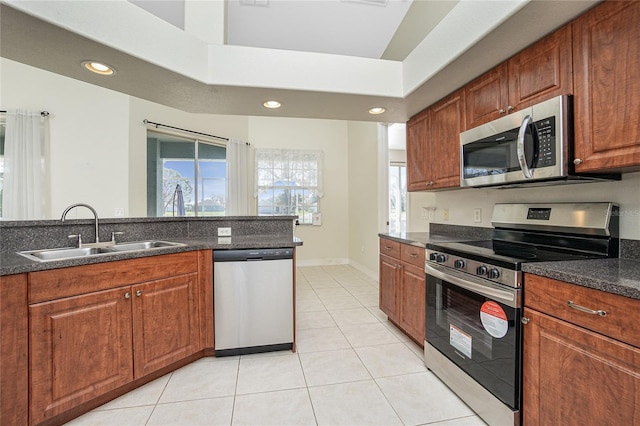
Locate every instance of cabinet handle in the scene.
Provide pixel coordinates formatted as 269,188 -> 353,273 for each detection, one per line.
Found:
136,290 -> 142,297
124,292 -> 131,299
567,300 -> 607,317
498,109 -> 506,115
521,317 -> 530,325
409,253 -> 418,258
507,105 -> 514,112
573,158 -> 583,165
385,246 -> 393,251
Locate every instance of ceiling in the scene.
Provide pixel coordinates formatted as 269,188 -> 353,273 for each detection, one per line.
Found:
1,0 -> 600,123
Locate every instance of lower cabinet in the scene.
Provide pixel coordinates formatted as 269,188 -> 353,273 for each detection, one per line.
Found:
30,287 -> 135,424
28,252 -> 201,425
379,239 -> 426,344
522,273 -> 640,425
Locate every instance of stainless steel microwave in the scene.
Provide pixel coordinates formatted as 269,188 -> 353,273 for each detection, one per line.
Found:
459,95 -> 619,188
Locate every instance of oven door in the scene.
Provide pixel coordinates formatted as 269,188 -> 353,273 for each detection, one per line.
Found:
425,263 -> 522,410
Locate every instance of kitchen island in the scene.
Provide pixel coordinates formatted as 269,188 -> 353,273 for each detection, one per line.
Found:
0,216 -> 302,426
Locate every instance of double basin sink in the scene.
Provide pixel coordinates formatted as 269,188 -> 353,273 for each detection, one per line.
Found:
18,240 -> 186,262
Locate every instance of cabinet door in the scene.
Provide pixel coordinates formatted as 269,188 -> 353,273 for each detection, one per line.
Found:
406,111 -> 431,191
379,254 -> 400,323
132,273 -> 199,378
523,308 -> 640,425
1,274 -> 28,426
399,262 -> 425,344
572,0 -> 640,172
430,89 -> 465,189
29,288 -> 133,424
465,63 -> 509,129
508,24 -> 573,110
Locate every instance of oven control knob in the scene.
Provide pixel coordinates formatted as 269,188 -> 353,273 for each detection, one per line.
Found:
487,268 -> 501,279
429,252 -> 438,261
454,259 -> 465,269
436,254 -> 447,263
476,265 -> 488,276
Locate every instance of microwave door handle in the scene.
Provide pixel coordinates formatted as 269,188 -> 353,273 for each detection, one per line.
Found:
517,115 -> 534,178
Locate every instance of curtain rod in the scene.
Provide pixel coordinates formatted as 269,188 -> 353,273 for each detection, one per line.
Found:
143,119 -> 230,142
0,110 -> 50,116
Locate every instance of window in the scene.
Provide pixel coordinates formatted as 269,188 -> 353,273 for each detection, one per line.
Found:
389,162 -> 406,233
255,149 -> 323,224
147,130 -> 226,217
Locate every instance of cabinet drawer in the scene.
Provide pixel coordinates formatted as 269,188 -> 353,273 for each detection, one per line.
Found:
400,244 -> 426,268
29,251 -> 199,303
525,273 -> 640,348
379,239 -> 401,259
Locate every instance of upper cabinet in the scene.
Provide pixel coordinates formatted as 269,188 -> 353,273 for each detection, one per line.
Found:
429,89 -> 466,190
572,0 -> 640,173
406,110 -> 430,191
466,25 -> 573,129
407,89 -> 465,191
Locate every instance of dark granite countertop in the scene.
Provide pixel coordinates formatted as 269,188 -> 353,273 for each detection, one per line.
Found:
1,235 -> 303,276
523,258 -> 640,300
379,230 -> 490,247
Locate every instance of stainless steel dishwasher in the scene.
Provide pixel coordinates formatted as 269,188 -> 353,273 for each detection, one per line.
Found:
213,248 -> 294,356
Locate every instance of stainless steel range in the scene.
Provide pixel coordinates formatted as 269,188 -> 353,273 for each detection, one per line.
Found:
424,203 -> 619,426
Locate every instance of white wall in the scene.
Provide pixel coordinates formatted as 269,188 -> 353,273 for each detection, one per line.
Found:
347,121 -> 380,276
247,117 -> 352,266
1,58 -> 130,219
2,59 -> 385,268
408,172 -> 640,240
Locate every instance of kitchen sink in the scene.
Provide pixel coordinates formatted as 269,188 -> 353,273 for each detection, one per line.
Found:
18,240 -> 186,262
100,240 -> 182,252
21,247 -> 102,261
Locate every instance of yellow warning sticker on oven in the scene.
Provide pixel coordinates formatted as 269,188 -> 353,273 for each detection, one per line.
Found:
480,301 -> 509,338
449,324 -> 472,358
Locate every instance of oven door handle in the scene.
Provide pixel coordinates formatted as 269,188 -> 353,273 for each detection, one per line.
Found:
425,263 -> 520,308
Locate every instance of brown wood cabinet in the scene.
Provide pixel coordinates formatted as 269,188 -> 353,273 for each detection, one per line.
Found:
572,0 -> 640,173
522,273 -> 640,425
406,110 -> 430,192
28,252 -> 201,425
379,238 -> 425,344
406,89 -> 465,191
379,239 -> 401,323
0,273 -> 29,426
466,24 -> 573,129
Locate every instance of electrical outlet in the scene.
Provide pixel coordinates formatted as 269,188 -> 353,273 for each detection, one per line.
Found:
114,207 -> 125,217
218,227 -> 232,236
474,208 -> 482,223
428,209 -> 435,221
443,208 -> 449,221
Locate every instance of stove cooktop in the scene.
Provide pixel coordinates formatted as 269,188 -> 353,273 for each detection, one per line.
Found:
427,239 -> 601,270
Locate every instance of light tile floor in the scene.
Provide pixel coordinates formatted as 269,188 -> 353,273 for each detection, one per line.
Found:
66,265 -> 485,426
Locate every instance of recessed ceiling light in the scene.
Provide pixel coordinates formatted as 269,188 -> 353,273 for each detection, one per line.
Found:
81,61 -> 116,76
263,100 -> 282,109
369,107 -> 386,115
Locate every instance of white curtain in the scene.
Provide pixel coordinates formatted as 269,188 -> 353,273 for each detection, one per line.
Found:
226,138 -> 250,215
2,110 -> 49,220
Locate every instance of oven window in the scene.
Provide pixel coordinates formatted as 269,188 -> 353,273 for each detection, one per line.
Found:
426,276 -> 521,409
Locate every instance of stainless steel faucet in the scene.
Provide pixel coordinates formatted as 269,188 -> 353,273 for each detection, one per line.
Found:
61,203 -> 101,244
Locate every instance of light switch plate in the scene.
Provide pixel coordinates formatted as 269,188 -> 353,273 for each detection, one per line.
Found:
218,227 -> 232,236
312,213 -> 322,226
